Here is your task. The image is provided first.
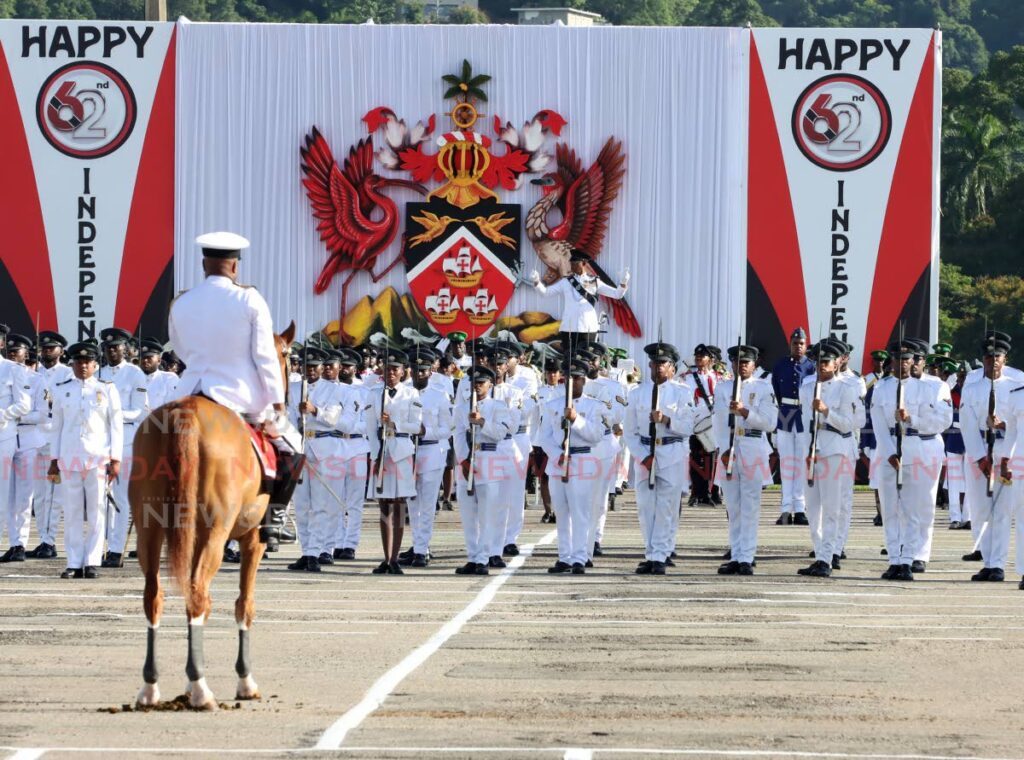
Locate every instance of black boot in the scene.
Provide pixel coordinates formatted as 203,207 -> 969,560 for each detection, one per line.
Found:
260,451 -> 305,544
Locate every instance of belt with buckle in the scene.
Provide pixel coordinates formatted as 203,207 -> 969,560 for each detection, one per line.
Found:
639,435 -> 684,446
568,446 -> 591,454
980,429 -> 1005,440
821,425 -> 851,438
741,430 -> 764,438
781,398 -> 800,406
478,442 -> 497,452
419,439 -> 438,446
890,427 -> 937,441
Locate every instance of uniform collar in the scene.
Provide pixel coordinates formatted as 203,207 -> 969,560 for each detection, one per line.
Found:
207,275 -> 236,288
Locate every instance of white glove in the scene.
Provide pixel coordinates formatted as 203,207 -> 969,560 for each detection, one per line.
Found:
619,267 -> 631,286
529,269 -> 541,285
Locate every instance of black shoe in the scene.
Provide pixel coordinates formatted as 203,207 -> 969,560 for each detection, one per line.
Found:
615,486 -> 624,496
411,554 -> 428,568
571,563 -> 585,575
337,548 -> 356,561
0,546 -> 26,563
60,567 -> 84,579
687,494 -> 698,507
650,561 -> 666,575
608,494 -> 616,511
279,526 -> 296,543
961,520 -> 972,530
388,562 -> 404,575
398,547 -> 415,561
911,560 -> 926,574
881,565 -> 899,580
670,550 -> 678,558
987,567 -> 1005,582
83,566 -> 99,579
664,557 -> 676,567
831,555 -> 841,570
455,562 -> 477,575
718,561 -> 740,575
488,556 -> 507,569
548,561 -> 572,574
635,561 -> 653,575
223,547 -> 241,564
775,513 -> 793,525
371,561 -> 390,574
306,557 -> 321,573
264,536 -> 280,553
881,548 -> 888,556
737,562 -> 754,576
1018,576 -> 1024,590
721,549 -> 732,560
585,559 -> 594,568
549,513 -> 556,524
894,564 -> 914,581
540,513 -> 551,523
808,550 -> 816,558
840,551 -> 847,560
593,542 -> 603,557
318,552 -> 334,566
442,500 -> 453,511
503,544 -> 520,557
796,564 -> 814,576
128,550 -> 138,559
793,512 -> 809,526
100,551 -> 122,568
971,567 -> 993,582
526,475 -> 537,495
948,521 -> 961,530
873,513 -> 883,526
333,548 -> 346,560
25,543 -> 53,559
473,563 -> 489,575
962,550 -> 983,562
807,560 -> 831,578
710,488 -> 723,505
287,556 -> 310,571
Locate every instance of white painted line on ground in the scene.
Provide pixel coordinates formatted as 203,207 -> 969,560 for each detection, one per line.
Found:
564,749 -> 593,760
7,749 -> 47,760
898,637 -> 1002,641
314,529 -> 557,750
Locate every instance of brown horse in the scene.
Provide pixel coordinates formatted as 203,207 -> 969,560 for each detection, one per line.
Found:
129,322 -> 295,710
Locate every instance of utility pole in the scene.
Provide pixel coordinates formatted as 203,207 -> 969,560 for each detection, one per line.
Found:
145,0 -> 167,21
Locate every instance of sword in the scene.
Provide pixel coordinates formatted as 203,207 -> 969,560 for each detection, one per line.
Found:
305,460 -> 347,509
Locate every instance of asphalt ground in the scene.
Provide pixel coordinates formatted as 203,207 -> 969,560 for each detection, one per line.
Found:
2,490 -> 1024,760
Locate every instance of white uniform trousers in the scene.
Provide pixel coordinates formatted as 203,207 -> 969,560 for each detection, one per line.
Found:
837,456 -> 857,553
915,454 -> 942,562
636,472 -> 685,563
33,448 -> 61,545
946,453 -> 968,523
586,450 -> 618,559
549,474 -> 592,565
8,447 -> 39,548
292,467 -> 316,557
966,460 -> 1011,570
1013,478 -> 1024,575
409,465 -> 444,555
63,468 -> 107,569
775,429 -> 806,514
499,444 -> 530,550
303,450 -> 340,559
806,454 -> 845,563
456,477 -> 503,565
106,442 -> 133,554
0,438 -> 16,547
332,455 -> 369,553
719,465 -> 763,564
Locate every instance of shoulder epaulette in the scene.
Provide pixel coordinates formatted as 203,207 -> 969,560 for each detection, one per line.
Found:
1011,385 -> 1024,394
56,378 -> 72,386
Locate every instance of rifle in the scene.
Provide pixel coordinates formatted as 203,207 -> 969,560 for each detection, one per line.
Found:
895,321 -> 906,492
466,327 -> 478,496
724,333 -> 742,479
374,336 -> 390,496
298,339 -> 309,443
806,327 -> 823,486
985,327 -> 997,497
561,332 -> 574,483
648,321 -> 662,489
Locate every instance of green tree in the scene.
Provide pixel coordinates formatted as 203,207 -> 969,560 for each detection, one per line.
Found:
683,0 -> 776,25
942,111 -> 1017,231
973,0 -> 1024,54
448,5 -> 488,23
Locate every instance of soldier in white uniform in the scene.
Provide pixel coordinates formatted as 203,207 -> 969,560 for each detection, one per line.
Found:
624,342 -> 695,575
47,342 -> 123,579
504,341 -> 541,554
483,346 -> 525,568
960,332 -> 1016,582
95,327 -> 149,568
541,359 -> 607,574
712,345 -> 777,575
168,232 -> 293,546
25,331 -> 73,559
580,345 -> 627,563
365,349 -> 423,575
797,340 -> 860,577
398,350 -> 453,567
331,348 -> 371,561
529,250 -> 630,345
872,339 -> 952,581
834,341 -> 867,560
0,335 -> 37,563
534,356 -> 564,524
291,346 -> 342,573
453,366 -> 516,576
999,368 -> 1024,589
139,338 -> 179,411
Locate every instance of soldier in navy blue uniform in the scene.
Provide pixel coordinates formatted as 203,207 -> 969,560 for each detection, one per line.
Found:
771,327 -> 815,525
943,359 -> 969,529
861,350 -> 888,526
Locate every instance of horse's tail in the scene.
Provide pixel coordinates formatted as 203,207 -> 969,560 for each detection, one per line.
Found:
166,403 -> 201,609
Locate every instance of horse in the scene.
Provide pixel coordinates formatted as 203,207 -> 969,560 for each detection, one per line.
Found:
129,321 -> 295,710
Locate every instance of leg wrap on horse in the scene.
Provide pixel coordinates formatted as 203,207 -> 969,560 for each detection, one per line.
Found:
185,622 -> 205,683
235,628 -> 251,679
143,626 -> 159,685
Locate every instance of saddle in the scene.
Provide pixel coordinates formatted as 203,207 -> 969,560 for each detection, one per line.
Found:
245,423 -> 279,480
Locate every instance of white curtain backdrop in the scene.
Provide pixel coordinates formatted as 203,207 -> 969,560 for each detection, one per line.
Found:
175,22 -> 749,360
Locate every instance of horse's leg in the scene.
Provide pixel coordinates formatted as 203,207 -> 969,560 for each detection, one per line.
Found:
234,525 -> 265,700
135,509 -> 164,707
185,527 -> 228,711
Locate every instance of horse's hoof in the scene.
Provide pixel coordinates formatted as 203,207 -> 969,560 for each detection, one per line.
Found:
188,677 -> 218,711
135,682 -> 161,707
235,674 -> 261,700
